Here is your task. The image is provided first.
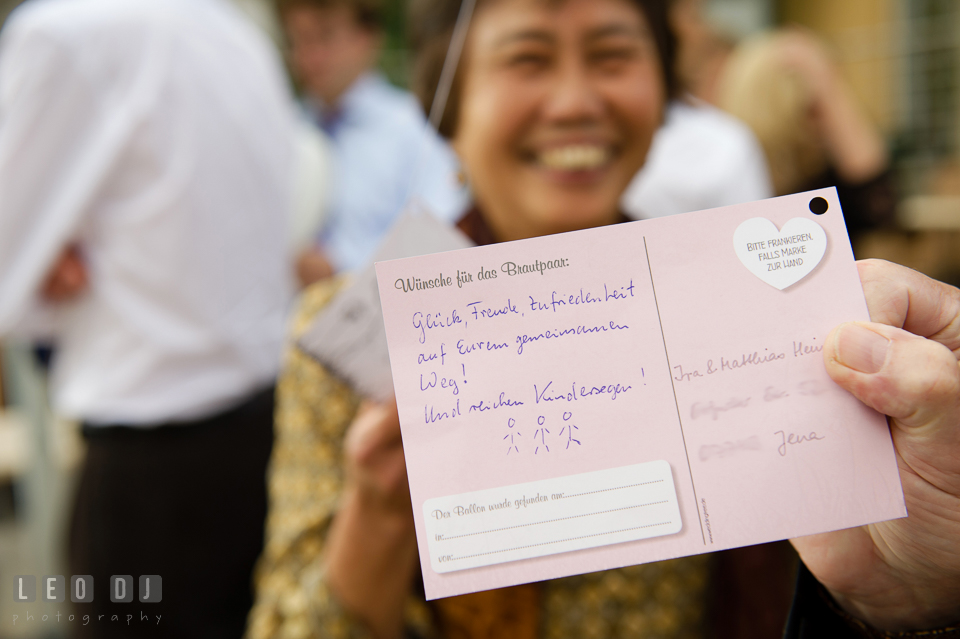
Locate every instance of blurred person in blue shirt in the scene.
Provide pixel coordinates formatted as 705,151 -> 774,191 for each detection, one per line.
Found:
279,0 -> 468,285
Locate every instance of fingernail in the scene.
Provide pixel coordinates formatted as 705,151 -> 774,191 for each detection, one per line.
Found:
836,324 -> 889,374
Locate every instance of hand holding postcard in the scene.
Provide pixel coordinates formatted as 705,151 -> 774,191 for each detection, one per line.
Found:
374,189 -> 906,600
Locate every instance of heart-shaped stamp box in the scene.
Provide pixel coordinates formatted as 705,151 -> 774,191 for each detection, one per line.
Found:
732,217 -> 827,290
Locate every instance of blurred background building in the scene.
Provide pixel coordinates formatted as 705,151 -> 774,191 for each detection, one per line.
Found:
779,0 -> 960,283
1,0 -> 959,636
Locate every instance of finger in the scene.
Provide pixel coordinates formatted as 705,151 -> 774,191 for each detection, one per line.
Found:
365,400 -> 401,449
41,274 -> 67,301
378,443 -> 411,504
824,321 -> 960,486
295,247 -> 334,287
345,400 -> 403,465
59,254 -> 87,293
825,321 -> 960,426
41,259 -> 71,300
857,259 -> 960,355
40,246 -> 88,301
343,401 -> 410,506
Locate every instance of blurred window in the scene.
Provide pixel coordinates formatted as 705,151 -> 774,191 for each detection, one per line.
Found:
899,0 -> 960,187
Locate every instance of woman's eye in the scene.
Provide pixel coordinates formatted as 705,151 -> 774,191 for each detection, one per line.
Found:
590,47 -> 638,70
506,52 -> 551,71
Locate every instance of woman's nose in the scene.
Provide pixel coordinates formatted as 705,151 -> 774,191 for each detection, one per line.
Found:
540,58 -> 605,125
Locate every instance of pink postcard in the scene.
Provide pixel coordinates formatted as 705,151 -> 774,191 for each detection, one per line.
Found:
374,189 -> 906,600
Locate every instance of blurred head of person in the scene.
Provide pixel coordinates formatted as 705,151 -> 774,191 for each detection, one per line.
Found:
667,0 -> 735,102
716,31 -> 829,195
409,0 -> 677,241
669,0 -> 707,79
277,0 -> 383,105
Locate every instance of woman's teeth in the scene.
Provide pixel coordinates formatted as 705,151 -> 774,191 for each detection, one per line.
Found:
538,145 -> 610,171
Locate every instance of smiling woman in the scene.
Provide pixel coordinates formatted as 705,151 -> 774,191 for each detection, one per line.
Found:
245,1 -> 795,639
413,0 -> 675,241
451,0 -> 664,239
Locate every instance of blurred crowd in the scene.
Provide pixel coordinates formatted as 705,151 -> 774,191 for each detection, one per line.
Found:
0,0 -> 956,638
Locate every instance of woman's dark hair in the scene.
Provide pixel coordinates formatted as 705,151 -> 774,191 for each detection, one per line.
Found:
408,0 -> 677,138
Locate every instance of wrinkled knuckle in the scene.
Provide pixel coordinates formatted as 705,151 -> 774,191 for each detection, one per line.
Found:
901,342 -> 960,411
858,258 -> 885,279
852,373 -> 910,418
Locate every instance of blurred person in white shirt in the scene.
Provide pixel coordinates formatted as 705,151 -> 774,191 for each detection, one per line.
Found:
279,0 -> 468,285
0,0 -> 297,635
621,97 -> 773,219
621,0 -> 773,220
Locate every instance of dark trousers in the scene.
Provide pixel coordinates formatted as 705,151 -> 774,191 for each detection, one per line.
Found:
69,387 -> 275,639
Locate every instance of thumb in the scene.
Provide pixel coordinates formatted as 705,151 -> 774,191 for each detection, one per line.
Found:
824,321 -> 960,489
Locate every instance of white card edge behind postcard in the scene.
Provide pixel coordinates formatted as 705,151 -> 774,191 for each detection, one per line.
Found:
298,204 -> 474,400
